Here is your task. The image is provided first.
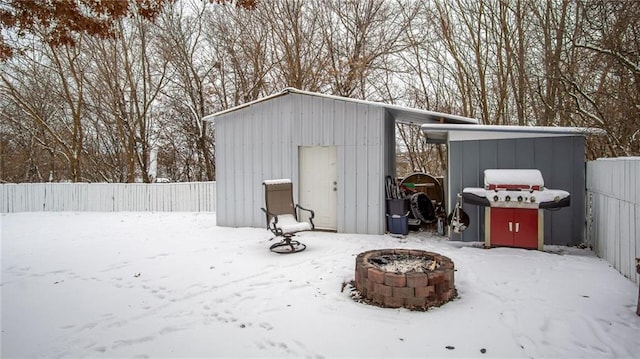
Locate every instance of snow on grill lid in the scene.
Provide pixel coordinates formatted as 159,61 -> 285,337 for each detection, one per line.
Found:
484,169 -> 544,188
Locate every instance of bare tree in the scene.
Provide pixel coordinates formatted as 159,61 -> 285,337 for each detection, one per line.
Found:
566,0 -> 640,157
319,0 -> 415,99
84,15 -> 169,183
529,0 -> 573,126
262,0 -> 328,91
2,0 -> 639,184
204,4 -> 272,106
1,40 -> 89,181
0,0 -> 171,60
155,0 -> 217,181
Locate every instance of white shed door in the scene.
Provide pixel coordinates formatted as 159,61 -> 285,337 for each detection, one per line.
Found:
299,146 -> 337,230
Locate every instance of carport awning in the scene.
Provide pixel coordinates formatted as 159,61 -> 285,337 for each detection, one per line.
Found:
385,106 -> 477,126
421,123 -> 606,144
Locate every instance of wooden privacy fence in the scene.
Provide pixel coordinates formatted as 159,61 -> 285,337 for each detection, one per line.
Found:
0,182 -> 216,213
586,157 -> 640,284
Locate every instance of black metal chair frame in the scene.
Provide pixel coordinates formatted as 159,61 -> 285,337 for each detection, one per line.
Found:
261,180 -> 315,254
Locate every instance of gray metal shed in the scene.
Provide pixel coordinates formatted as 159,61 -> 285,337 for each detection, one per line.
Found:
203,88 -> 476,235
422,124 -> 604,246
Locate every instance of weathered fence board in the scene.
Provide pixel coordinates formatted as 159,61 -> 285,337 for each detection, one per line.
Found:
0,182 -> 216,213
587,157 -> 640,284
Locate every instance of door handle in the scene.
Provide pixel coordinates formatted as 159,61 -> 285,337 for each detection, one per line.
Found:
508,222 -> 513,232
515,222 -> 520,233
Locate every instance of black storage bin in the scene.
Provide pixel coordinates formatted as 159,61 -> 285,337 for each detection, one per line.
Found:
386,198 -> 410,215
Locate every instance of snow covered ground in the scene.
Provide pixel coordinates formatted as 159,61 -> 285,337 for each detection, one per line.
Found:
1,212 -> 639,358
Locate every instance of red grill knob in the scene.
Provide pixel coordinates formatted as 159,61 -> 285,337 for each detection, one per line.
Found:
505,195 -> 511,202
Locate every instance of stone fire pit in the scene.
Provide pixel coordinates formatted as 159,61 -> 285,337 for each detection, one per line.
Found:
354,249 -> 456,310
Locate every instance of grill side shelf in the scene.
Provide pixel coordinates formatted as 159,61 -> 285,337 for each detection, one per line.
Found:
539,195 -> 571,209
461,192 -> 490,207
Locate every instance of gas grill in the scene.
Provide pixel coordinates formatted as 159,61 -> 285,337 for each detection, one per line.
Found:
461,169 -> 570,250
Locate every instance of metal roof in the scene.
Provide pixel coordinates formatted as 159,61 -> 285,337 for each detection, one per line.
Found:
421,123 -> 606,144
202,88 -> 479,125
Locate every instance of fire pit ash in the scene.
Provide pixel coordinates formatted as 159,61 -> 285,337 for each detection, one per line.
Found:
353,249 -> 456,310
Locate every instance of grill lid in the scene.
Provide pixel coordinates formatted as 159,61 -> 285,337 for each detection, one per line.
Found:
484,169 -> 544,191
461,169 -> 570,209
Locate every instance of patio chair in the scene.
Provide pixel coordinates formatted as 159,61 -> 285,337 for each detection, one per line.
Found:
261,179 -> 315,254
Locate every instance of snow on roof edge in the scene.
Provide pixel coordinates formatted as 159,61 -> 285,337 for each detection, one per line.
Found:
421,123 -> 606,136
282,88 -> 479,124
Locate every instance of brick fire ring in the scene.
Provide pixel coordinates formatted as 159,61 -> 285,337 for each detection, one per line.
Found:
354,249 -> 456,310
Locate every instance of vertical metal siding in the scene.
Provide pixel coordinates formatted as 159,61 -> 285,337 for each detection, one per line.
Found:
221,117 -> 232,224
457,140 -> 481,242
294,96 -> 386,234
249,103 -> 261,227
225,113 -> 238,225
340,101 -> 358,233
217,114 -> 233,226
587,158 -> 640,284
533,138 -> 554,241
322,98 -> 336,145
334,100 -> 346,146
354,103 -> 367,233
449,136 -> 585,246
497,140 -> 516,167
515,140 -> 535,167
214,92 -> 388,234
476,140 -> 499,240
233,109 -> 246,226
334,101 -> 347,232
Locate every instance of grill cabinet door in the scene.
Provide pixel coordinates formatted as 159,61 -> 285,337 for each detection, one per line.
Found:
513,209 -> 538,249
490,208 -> 514,247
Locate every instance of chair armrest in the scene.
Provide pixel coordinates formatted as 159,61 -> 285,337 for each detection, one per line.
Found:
296,204 -> 315,218
261,207 -> 286,236
296,204 -> 315,230
261,207 -> 279,228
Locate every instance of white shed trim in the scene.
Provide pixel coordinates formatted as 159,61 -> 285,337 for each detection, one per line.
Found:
422,123 -> 606,143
